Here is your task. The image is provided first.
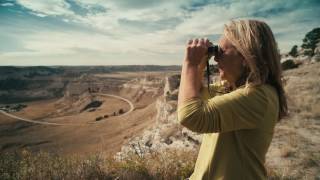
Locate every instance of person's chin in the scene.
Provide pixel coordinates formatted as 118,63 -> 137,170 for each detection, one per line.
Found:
219,72 -> 230,83
219,69 -> 226,80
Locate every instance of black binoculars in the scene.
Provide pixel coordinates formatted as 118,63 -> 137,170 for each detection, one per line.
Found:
205,44 -> 222,93
207,45 -> 222,57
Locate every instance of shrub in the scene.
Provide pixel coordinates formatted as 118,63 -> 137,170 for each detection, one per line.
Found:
95,116 -> 103,121
119,109 -> 124,114
281,59 -> 299,70
303,49 -> 314,56
288,45 -> 298,57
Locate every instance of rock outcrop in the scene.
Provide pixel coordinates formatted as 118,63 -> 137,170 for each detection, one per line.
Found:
116,74 -> 202,160
119,75 -> 164,107
311,42 -> 320,63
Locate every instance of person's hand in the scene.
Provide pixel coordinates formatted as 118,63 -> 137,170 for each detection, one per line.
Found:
184,38 -> 210,66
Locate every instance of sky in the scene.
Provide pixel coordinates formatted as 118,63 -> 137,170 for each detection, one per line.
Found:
0,0 -> 319,66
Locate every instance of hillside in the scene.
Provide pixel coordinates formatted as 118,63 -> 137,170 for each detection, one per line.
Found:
265,62 -> 320,179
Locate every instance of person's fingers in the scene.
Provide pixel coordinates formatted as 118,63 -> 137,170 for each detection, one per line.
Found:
188,38 -> 215,47
187,39 -> 193,45
184,37 -> 209,66
199,38 -> 205,47
204,38 -> 210,47
193,38 -> 199,46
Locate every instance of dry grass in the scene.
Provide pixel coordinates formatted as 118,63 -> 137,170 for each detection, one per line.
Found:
264,62 -> 320,179
0,148 -> 305,180
283,62 -> 320,120
0,148 -> 196,180
279,147 -> 295,158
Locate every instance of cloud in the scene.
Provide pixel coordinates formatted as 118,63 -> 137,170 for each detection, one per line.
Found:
1,0 -> 320,65
16,0 -> 73,16
1,2 -> 14,7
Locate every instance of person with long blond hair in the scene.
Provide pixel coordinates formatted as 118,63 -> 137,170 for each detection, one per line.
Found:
177,19 -> 288,180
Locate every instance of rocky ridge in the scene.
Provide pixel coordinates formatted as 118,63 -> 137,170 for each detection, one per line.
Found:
116,74 -> 203,160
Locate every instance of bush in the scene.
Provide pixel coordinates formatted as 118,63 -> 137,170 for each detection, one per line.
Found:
119,109 -> 124,114
95,116 -> 103,121
303,49 -> 314,56
281,59 -> 299,70
288,45 -> 298,57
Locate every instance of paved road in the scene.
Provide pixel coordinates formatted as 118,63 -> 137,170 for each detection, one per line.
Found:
0,93 -> 135,126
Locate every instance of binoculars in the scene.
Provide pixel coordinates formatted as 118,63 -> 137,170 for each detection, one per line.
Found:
205,44 -> 222,93
207,44 -> 222,57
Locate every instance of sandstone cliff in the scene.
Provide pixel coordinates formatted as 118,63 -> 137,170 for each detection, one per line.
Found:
116,74 -> 203,159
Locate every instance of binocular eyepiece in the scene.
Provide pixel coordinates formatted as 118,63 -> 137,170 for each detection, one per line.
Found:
207,45 -> 222,57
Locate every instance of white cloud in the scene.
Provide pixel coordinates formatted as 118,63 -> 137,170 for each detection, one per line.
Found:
17,0 -> 74,16
3,0 -> 320,65
1,2 -> 14,7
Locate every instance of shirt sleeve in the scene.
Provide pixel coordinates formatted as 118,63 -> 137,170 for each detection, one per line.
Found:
199,83 -> 224,99
177,85 -> 268,133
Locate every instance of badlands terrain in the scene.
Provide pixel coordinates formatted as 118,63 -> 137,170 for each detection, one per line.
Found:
0,61 -> 319,179
0,66 -> 180,155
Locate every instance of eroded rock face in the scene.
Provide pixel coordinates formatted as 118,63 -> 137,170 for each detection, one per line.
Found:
120,75 -> 163,103
116,74 -> 202,160
164,75 -> 180,102
311,42 -> 320,63
163,75 -> 180,94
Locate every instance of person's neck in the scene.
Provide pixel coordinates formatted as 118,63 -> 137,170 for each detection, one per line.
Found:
222,80 -> 236,92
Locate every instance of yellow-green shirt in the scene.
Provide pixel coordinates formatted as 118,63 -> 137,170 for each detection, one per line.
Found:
177,82 -> 279,180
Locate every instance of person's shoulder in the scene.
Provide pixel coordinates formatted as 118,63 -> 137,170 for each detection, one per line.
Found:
232,83 -> 277,102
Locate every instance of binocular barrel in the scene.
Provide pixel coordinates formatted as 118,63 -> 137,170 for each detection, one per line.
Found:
207,45 -> 222,57
205,45 -> 221,91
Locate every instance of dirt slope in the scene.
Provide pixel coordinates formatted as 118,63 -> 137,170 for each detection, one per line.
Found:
265,62 -> 320,179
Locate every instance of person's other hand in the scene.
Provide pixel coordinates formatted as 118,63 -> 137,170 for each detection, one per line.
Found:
184,38 -> 210,66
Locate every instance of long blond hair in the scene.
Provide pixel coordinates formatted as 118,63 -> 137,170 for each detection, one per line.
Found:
223,19 -> 287,120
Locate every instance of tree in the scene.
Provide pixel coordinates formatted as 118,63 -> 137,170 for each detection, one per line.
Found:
288,45 -> 298,57
301,27 -> 320,56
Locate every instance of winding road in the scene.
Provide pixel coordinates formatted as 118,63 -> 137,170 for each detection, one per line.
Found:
0,93 -> 134,126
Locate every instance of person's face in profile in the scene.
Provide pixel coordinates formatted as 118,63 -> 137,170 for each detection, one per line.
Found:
214,36 -> 246,85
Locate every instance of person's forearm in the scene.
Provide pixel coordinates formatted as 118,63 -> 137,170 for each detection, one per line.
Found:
198,61 -> 206,91
178,61 -> 203,108
178,37 -> 209,108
